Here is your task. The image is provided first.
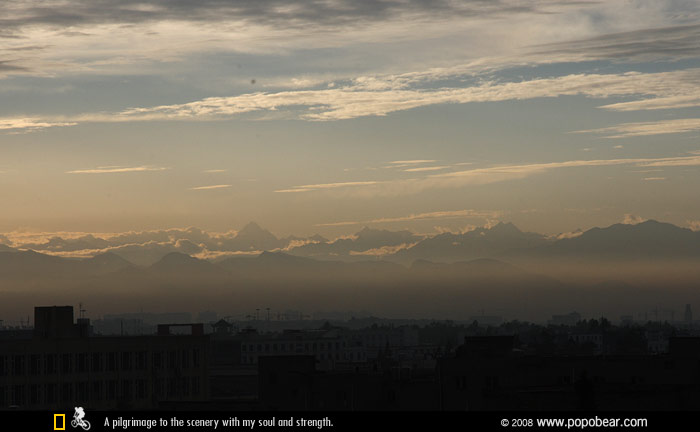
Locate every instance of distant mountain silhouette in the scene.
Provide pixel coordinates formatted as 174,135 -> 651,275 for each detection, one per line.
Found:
219,222 -> 286,251
20,234 -> 111,252
218,251 -> 328,273
150,252 -> 224,275
524,220 -> 700,260
2,220 -> 699,283
287,226 -> 421,259
0,249 -> 133,279
0,250 -> 68,279
79,252 -> 134,274
390,222 -> 549,264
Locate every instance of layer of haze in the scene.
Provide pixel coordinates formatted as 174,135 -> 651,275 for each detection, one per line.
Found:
2,2 -> 700,324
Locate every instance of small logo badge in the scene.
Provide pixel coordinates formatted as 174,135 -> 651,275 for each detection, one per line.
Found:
53,413 -> 66,430
71,407 -> 91,431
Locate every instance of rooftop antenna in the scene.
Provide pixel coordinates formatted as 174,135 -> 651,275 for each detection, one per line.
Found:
79,302 -> 86,319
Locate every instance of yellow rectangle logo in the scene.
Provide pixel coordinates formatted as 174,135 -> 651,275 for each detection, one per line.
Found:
54,413 -> 66,430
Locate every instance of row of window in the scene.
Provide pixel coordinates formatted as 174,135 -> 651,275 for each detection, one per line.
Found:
0,377 -> 202,407
0,350 -> 201,377
242,351 -> 366,364
242,340 -> 347,353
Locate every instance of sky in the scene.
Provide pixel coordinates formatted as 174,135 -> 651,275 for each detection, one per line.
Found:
1,0 -> 700,238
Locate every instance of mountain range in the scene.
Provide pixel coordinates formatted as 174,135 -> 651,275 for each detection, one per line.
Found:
0,219 -> 698,285
1,220 -> 699,322
2,219 -> 700,269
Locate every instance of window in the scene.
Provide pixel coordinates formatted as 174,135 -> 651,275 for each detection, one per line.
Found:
61,354 -> 71,374
182,378 -> 190,396
138,380 -> 146,399
30,384 -> 40,405
122,352 -> 131,371
121,380 -> 132,399
12,385 -> 25,406
107,352 -> 116,371
92,381 -> 102,401
61,383 -> 72,402
193,349 -> 200,368
91,353 -> 102,372
167,378 -> 176,397
77,353 -> 87,373
153,352 -> 162,369
45,354 -> 56,375
155,378 -> 165,398
107,380 -> 117,400
137,352 -> 146,370
13,355 -> 25,376
45,384 -> 56,403
76,382 -> 88,401
192,377 -> 200,396
30,355 -> 40,376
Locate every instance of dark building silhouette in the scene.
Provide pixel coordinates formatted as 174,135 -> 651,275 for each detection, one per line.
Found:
438,336 -> 700,411
0,306 -> 208,410
258,355 -> 438,411
4,306 -> 700,412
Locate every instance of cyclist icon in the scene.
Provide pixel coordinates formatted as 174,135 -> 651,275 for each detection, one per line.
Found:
71,407 -> 91,430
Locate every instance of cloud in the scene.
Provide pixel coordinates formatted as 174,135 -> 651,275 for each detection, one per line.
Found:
316,209 -> 503,227
575,118 -> 700,138
189,184 -> 231,190
66,68 -> 700,125
637,155 -> 700,167
688,220 -> 700,231
66,165 -> 169,174
279,154 -> 700,197
389,160 -> 436,165
643,177 -> 666,181
203,169 -> 227,173
555,230 -> 584,240
0,117 -> 76,133
349,243 -> 417,256
0,0 -> 588,78
622,214 -> 647,225
0,1 -> 543,34
5,61 -> 700,132
403,166 -> 450,172
275,181 -> 378,193
599,95 -> 700,111
108,69 -> 700,122
533,23 -> 700,63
